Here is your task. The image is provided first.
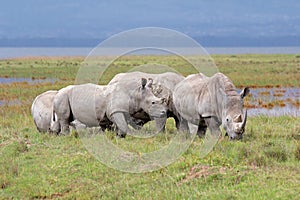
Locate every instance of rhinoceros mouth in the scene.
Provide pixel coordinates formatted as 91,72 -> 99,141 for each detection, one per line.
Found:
228,133 -> 243,140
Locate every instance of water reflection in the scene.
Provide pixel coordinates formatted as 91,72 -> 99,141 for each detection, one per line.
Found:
243,87 -> 300,117
0,99 -> 21,106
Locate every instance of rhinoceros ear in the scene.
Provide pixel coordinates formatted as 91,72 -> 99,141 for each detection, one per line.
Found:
141,78 -> 147,89
240,87 -> 250,99
147,78 -> 153,88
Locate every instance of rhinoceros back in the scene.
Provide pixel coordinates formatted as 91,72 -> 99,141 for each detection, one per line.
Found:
70,84 -> 107,127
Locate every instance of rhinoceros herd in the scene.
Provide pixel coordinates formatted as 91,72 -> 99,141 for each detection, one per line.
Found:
31,72 -> 249,140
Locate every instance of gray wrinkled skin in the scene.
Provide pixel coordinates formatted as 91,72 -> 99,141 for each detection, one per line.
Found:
51,84 -> 111,134
108,71 -> 184,131
107,77 -> 168,137
31,90 -> 58,133
51,79 -> 167,137
173,72 -> 249,140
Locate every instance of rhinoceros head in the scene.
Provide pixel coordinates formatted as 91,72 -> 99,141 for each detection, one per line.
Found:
223,87 -> 250,140
149,83 -> 171,106
136,78 -> 167,119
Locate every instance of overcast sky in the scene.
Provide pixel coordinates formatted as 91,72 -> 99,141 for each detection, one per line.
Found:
0,0 -> 299,40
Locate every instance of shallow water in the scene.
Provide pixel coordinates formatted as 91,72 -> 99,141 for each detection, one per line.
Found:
243,87 -> 300,117
248,87 -> 300,101
0,99 -> 21,106
248,105 -> 300,117
0,77 -> 57,107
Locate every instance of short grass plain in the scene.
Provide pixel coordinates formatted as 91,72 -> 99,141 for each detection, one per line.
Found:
1,54 -> 300,199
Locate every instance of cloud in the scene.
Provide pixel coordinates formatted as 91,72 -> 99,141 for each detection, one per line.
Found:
0,0 -> 299,39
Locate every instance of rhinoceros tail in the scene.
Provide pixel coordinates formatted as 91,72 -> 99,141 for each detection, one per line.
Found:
52,110 -> 56,122
68,99 -> 74,123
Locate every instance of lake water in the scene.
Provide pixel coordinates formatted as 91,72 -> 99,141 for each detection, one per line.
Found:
244,87 -> 300,117
0,47 -> 300,59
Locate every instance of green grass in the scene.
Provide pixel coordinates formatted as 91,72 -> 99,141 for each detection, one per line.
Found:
214,54 -> 300,87
1,54 -> 299,86
1,55 -> 300,199
1,115 -> 300,199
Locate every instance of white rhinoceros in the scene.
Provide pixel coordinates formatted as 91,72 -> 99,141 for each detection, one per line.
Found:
108,71 -> 184,131
51,79 -> 167,137
50,84 -> 111,134
31,90 -> 58,133
173,72 -> 249,140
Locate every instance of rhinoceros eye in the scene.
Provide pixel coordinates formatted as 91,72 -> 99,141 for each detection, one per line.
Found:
152,101 -> 155,105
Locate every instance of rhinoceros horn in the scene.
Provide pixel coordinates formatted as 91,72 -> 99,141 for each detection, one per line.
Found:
241,109 -> 247,128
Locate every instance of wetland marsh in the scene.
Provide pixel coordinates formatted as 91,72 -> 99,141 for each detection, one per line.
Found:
0,54 -> 300,199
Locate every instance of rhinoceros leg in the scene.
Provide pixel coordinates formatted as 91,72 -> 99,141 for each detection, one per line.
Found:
111,112 -> 129,138
50,120 -> 60,134
60,119 -> 70,135
204,117 -> 221,137
187,121 -> 198,135
155,117 -> 167,132
70,119 -> 87,130
178,117 -> 189,133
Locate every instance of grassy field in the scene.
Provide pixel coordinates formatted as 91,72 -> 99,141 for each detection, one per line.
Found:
1,54 -> 300,199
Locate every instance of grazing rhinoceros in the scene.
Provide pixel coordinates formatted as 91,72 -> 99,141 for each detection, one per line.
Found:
173,72 -> 249,140
31,90 -> 58,133
51,79 -> 167,137
108,71 -> 184,131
